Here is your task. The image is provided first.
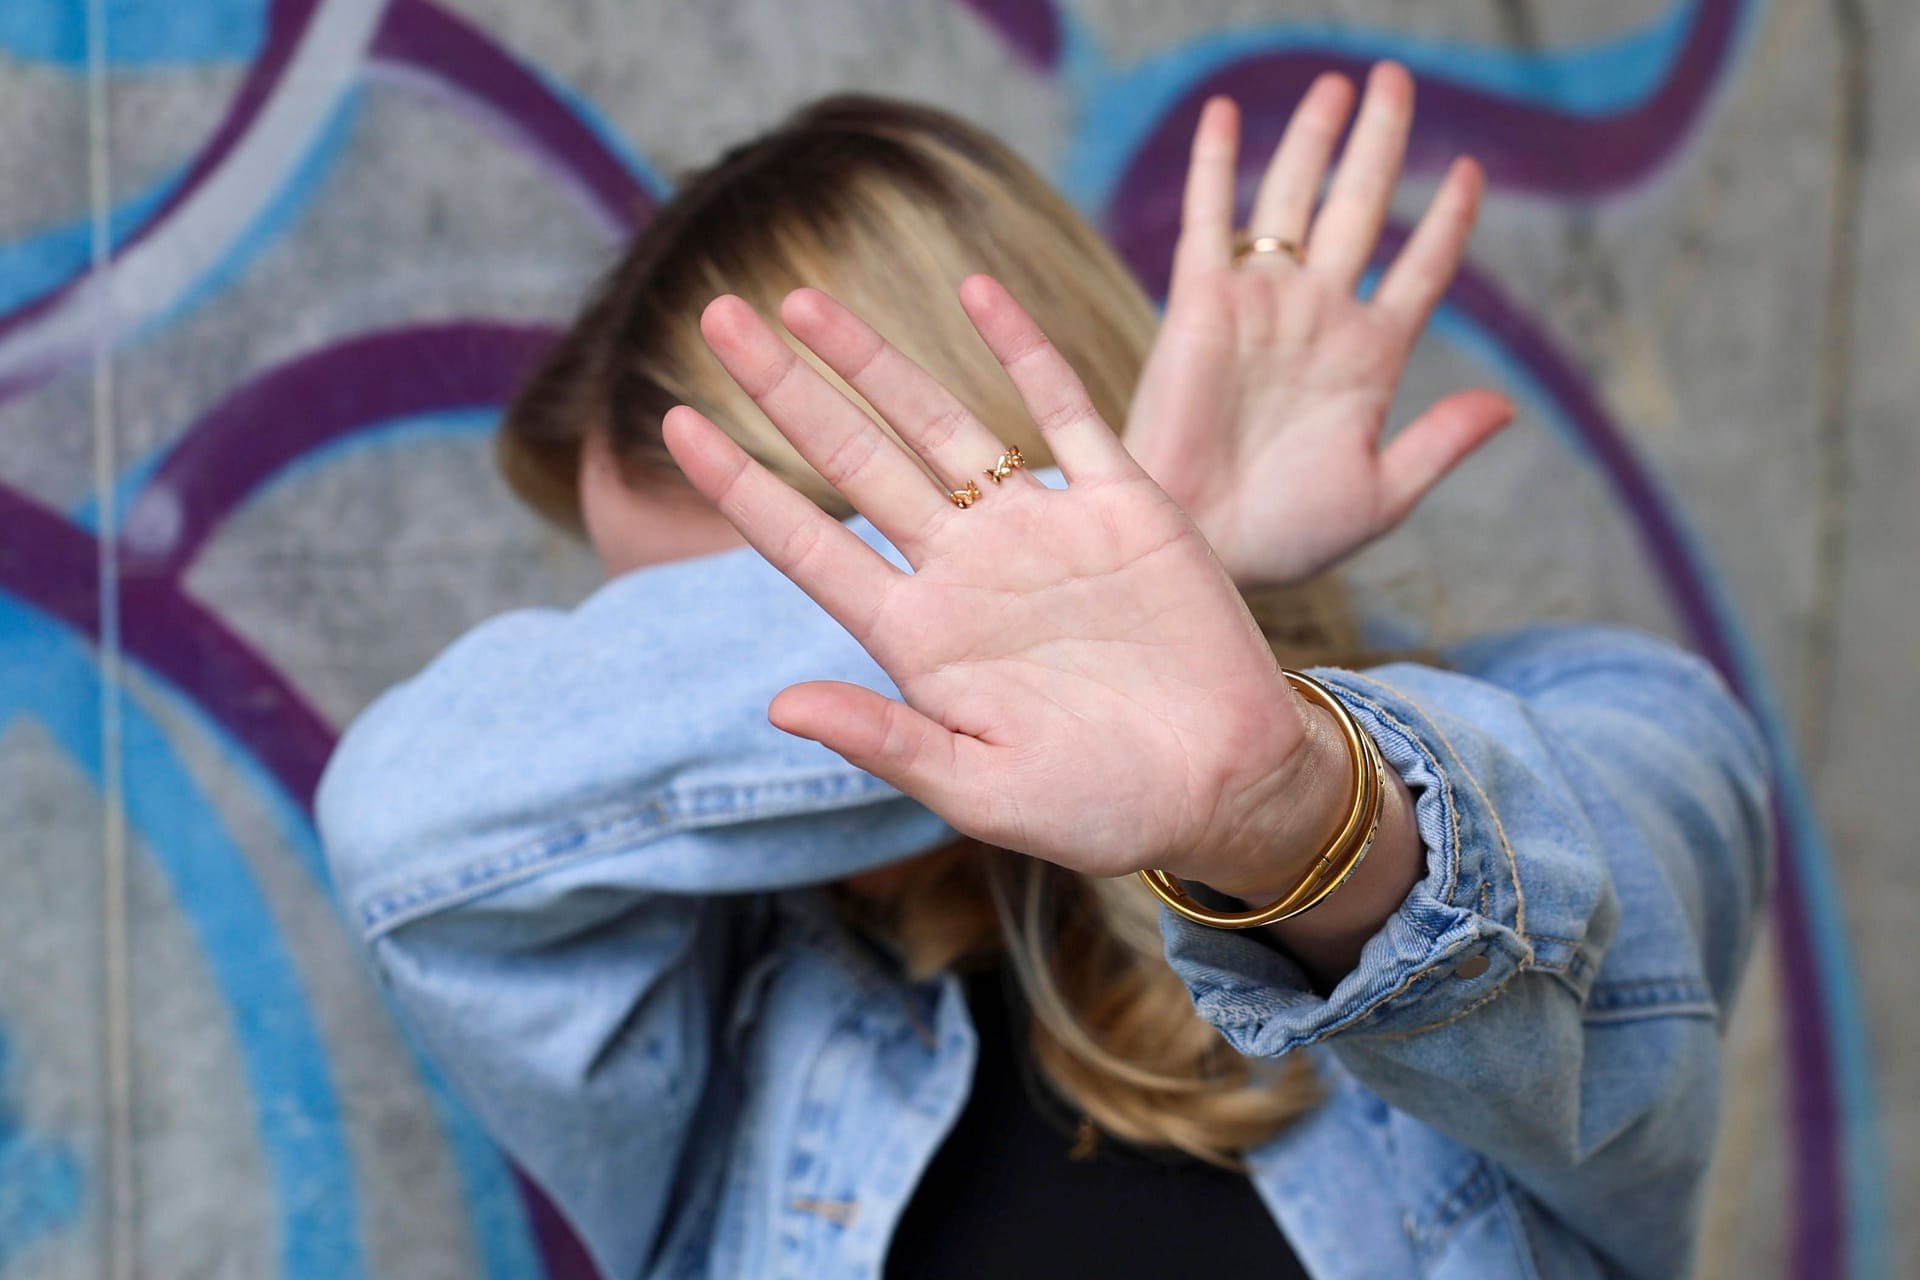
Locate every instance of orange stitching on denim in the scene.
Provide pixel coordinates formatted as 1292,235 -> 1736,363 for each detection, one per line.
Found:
1369,975 -> 1520,1041
1244,951 -> 1440,1041
1347,672 -> 1528,941
1318,682 -> 1462,907
1275,671 -> 1542,1045
1312,964 -> 1434,1038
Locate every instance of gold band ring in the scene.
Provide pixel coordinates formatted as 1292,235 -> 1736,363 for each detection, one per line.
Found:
1232,233 -> 1305,267
949,480 -> 982,508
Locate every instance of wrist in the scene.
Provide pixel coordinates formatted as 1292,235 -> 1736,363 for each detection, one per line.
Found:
1254,759 -> 1421,991
1183,693 -> 1357,904
1142,670 -> 1425,987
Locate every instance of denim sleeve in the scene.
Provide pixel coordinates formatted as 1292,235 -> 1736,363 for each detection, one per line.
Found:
1161,621 -> 1774,1278
314,532 -> 958,1279
347,800 -> 941,1280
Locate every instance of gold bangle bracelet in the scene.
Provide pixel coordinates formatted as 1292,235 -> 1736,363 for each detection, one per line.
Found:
1138,669 -> 1388,929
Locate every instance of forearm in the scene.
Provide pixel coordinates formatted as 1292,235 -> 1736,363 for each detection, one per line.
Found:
1256,713 -> 1422,990
316,515 -> 964,917
1159,624 -> 1773,1276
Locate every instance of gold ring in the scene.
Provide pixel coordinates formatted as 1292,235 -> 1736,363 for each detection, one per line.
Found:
984,443 -> 1025,484
1232,233 -> 1304,266
950,480 -> 982,508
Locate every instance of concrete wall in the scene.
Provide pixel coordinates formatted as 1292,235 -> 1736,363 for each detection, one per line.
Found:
0,1 -> 1908,1276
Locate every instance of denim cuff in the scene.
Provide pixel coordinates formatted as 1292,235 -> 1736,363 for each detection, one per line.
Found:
1160,667 -> 1547,1058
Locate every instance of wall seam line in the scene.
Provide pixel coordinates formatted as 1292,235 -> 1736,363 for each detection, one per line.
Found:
85,1 -> 133,1277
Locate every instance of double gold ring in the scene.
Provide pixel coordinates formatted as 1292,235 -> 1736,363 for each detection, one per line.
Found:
1232,232 -> 1305,267
950,444 -> 1024,508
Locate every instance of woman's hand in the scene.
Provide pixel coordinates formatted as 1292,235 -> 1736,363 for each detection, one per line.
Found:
661,280 -> 1357,899
1125,62 -> 1515,590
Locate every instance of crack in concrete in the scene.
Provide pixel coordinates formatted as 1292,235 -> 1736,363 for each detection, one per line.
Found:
1801,0 -> 1871,772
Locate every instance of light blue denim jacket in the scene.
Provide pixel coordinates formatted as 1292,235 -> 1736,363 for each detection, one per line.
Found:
316,469 -> 1773,1280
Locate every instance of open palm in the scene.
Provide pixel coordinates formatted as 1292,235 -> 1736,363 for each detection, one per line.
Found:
661,281 -> 1325,889
1127,63 -> 1514,589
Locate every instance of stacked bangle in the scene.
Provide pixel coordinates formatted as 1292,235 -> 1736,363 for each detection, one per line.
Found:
1138,669 -> 1388,929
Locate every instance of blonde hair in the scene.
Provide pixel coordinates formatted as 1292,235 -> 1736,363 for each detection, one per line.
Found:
499,94 -> 1377,1167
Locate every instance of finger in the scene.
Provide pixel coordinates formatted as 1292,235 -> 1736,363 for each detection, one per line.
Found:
768,680 -> 991,831
699,295 -> 950,553
958,274 -> 1140,486
1247,72 -> 1357,246
779,287 -> 1043,502
662,404 -> 905,633
1305,61 -> 1414,292
1377,389 -> 1515,525
1373,157 -> 1483,329
1171,95 -> 1240,286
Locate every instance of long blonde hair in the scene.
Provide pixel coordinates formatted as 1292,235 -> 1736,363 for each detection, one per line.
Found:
499,94 -> 1375,1167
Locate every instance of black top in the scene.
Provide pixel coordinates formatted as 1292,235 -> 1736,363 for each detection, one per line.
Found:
884,960 -> 1308,1279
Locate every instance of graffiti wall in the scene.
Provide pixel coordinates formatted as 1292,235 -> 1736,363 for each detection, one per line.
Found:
1,0 -> 1910,1276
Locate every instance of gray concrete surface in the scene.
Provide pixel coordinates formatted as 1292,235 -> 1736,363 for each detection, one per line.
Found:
0,1 -> 1909,1276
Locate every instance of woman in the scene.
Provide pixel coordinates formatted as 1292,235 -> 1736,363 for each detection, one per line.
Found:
317,65 -> 1772,1279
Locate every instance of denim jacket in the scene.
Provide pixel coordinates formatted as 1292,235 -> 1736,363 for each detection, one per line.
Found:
316,469 -> 1774,1280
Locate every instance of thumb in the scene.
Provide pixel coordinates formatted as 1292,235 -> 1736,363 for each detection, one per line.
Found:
768,680 -> 980,819
1378,388 -> 1515,525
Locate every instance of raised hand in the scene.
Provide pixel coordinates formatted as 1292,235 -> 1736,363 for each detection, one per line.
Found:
1125,62 -> 1515,590
660,279 -> 1354,899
